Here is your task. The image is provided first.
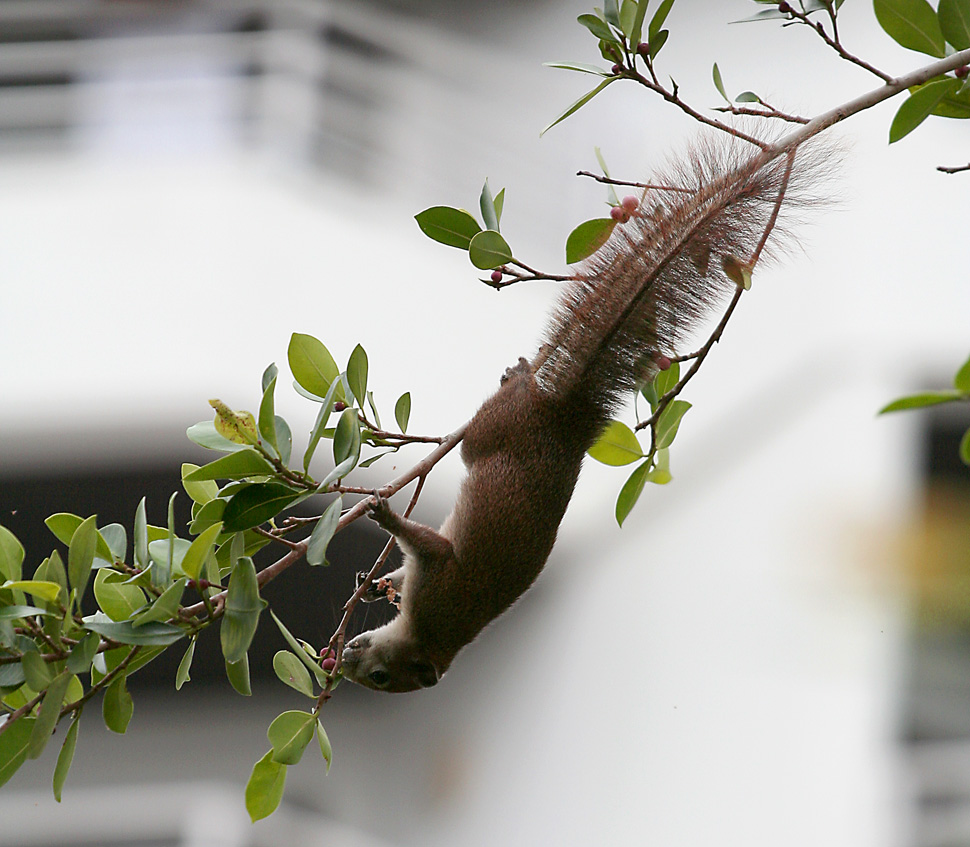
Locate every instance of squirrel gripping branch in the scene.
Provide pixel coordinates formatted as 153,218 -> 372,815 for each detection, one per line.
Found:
342,138 -> 825,692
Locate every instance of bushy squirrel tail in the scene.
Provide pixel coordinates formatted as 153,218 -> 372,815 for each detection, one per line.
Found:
535,137 -> 829,428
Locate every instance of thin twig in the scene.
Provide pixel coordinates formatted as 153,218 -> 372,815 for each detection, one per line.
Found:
783,4 -> 893,83
937,162 -> 970,174
576,171 -> 695,192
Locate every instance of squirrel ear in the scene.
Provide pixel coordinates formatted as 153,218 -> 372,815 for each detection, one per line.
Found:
411,660 -> 440,688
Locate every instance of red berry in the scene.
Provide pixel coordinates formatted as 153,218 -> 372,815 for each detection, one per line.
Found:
956,65 -> 969,79
778,1 -> 792,12
655,355 -> 672,371
610,205 -> 629,223
636,42 -> 649,57
322,657 -> 336,673
621,195 -> 638,213
611,63 -> 622,75
334,401 -> 346,412
490,270 -> 503,283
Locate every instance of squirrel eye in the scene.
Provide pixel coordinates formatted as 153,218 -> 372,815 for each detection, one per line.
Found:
368,669 -> 390,687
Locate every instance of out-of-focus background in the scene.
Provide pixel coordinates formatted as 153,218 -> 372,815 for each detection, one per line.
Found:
1,0 -> 969,845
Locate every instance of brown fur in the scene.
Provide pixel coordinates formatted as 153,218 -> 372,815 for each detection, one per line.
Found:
341,139 -> 825,692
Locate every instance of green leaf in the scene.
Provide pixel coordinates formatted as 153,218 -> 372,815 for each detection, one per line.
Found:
66,632 -> 101,675
0,605 -> 48,621
630,0 -> 649,46
878,389 -> 965,412
221,556 -> 265,664
102,674 -> 133,734
45,514 -> 114,564
577,12 -> 620,42
93,569 -> 146,622
736,91 -> 761,103
588,421 -> 644,466
316,719 -> 333,772
712,62 -> 728,101
543,61 -> 612,76
604,0 -> 621,28
246,750 -> 286,822
184,449 -> 275,482
67,515 -> 98,606
83,619 -> 185,646
619,0 -> 639,39
307,497 -> 343,567
21,649 -> 53,690
874,0 -> 946,56
616,460 -> 652,526
180,522 -> 224,581
655,399 -> 691,449
190,500 -> 225,537
332,407 -> 362,469
99,524 -> 127,562
258,372 -> 279,454
271,611 -> 330,687
34,551 -> 67,602
414,206 -> 482,249
939,0 -> 970,48
132,578 -> 185,627
654,360 -> 680,396
493,188 -> 505,226
933,84 -> 970,117
275,416 -> 293,467
0,716 -> 34,788
541,78 -> 617,136
222,484 -> 302,534
647,447 -> 673,485
953,352 -> 970,392
347,344 -> 369,409
211,406 -> 258,446
52,713 -> 80,801
288,333 -> 340,398
0,526 -> 24,582
186,420 -> 246,453
226,655 -> 252,696
175,637 -> 196,691
268,710 -> 316,765
960,427 -> 970,464
731,8 -> 791,23
134,497 -> 149,570
565,218 -> 617,263
302,375 -> 345,472
649,0 -> 676,42
890,77 -> 961,142
1,580 -> 63,604
594,147 -> 620,206
28,671 -> 70,759
395,392 -> 411,433
649,29 -> 669,58
468,230 -> 514,270
479,179 -> 500,232
273,650 -> 315,697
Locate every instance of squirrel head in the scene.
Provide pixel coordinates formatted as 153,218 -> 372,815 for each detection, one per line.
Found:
342,621 -> 441,692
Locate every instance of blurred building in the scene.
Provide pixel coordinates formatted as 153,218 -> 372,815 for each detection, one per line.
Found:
1,1 -> 969,846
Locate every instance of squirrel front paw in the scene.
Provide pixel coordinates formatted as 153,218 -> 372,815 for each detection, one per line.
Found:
356,571 -> 401,607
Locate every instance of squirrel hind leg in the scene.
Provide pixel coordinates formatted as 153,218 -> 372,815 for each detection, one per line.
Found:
500,356 -> 532,385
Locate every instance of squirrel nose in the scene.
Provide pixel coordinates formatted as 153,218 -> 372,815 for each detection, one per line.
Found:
343,634 -> 370,658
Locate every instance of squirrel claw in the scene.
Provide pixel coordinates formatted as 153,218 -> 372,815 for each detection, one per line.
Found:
366,492 -> 392,525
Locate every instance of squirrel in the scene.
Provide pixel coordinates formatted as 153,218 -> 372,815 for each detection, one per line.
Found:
341,139 -> 819,692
